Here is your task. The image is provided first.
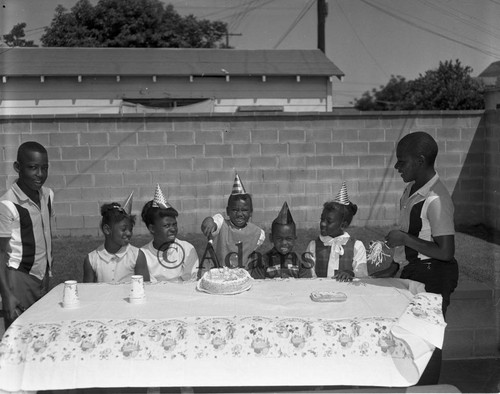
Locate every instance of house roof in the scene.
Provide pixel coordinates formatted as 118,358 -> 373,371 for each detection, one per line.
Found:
0,47 -> 344,78
478,61 -> 500,78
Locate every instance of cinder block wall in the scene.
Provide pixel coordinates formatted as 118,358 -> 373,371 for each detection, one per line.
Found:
0,110 -> 488,236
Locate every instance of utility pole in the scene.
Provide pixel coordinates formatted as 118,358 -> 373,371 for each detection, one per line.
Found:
317,0 -> 328,52
225,32 -> 242,48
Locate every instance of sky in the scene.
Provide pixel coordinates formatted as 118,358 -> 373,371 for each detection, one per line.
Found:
1,0 -> 500,106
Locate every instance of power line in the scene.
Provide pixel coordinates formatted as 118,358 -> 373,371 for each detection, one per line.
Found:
334,0 -> 388,79
359,0 -> 500,59
273,0 -> 315,49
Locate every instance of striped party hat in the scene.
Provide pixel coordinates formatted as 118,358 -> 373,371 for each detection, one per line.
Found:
231,172 -> 247,195
121,191 -> 134,215
152,184 -> 173,209
275,201 -> 294,225
334,181 -> 350,205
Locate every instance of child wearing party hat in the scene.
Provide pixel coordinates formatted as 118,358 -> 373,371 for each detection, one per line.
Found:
140,184 -> 199,282
83,192 -> 150,283
251,202 -> 312,279
305,182 -> 368,281
200,172 -> 265,273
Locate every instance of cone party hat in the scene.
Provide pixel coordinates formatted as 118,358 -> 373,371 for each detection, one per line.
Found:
121,191 -> 134,215
275,201 -> 294,225
334,181 -> 351,205
231,172 -> 247,195
152,184 -> 173,209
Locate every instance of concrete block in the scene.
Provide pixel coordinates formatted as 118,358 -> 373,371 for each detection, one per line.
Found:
145,119 -> 174,132
109,132 -> 138,146
95,173 -> 123,187
50,160 -> 78,175
290,169 -> 316,181
117,119 -> 145,132
251,129 -> 278,143
165,158 -> 192,171
80,132 -> 108,146
289,142 -> 315,155
223,130 -> 251,143
31,120 -> 59,132
77,160 -> 106,174
83,215 -> 101,230
277,181 -> 305,195
359,128 -> 385,141
47,174 -> 65,189
173,121 -> 202,132
193,158 -> 223,170
233,143 -> 260,156
52,201 -> 70,215
54,188 -> 82,201
118,145 -> 147,159
305,155 -> 332,167
279,129 -> 305,142
369,141 -> 396,154
70,201 -> 97,215
90,146 -> 119,160
223,157 -> 251,169
55,215 -> 84,229
306,129 -> 332,142
250,156 -> 277,168
136,159 -> 164,172
50,133 -> 79,147
61,146 -> 90,160
65,173 -> 93,188
278,156 -> 306,169
59,121 -> 88,133
251,182 -> 279,196
315,142 -> 342,155
137,131 -> 166,145
147,145 -> 175,159
200,121 -> 230,131
359,155 -> 386,168
195,131 -> 223,144
261,143 -> 287,156
166,131 -> 195,144
332,129 -> 359,141
332,155 -> 359,168
390,118 -> 416,129
205,144 -> 232,157
2,121 -> 31,133
176,144 -> 204,157
180,171 -> 207,185
106,159 -> 136,172
342,168 -> 370,180
473,328 -> 500,357
88,120 -> 117,132
344,141 -> 369,154
262,169 -> 290,182
0,134 -> 21,147
124,172 -> 152,185
151,171 -> 180,185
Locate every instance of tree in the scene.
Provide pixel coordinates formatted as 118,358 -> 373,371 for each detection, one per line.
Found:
353,60 -> 485,111
40,0 -> 228,48
2,23 -> 37,47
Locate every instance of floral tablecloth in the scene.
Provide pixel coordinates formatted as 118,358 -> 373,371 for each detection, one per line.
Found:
0,278 -> 445,392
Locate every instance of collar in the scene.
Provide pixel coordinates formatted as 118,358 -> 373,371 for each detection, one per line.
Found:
12,182 -> 42,203
319,232 -> 350,246
408,172 -> 439,198
96,244 -> 129,262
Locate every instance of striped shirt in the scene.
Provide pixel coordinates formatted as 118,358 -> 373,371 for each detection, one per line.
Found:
393,173 -> 455,264
0,183 -> 54,280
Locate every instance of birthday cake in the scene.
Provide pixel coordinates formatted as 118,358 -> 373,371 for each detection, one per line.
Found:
199,267 -> 252,294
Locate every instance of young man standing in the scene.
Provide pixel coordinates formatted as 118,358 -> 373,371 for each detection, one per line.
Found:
0,141 -> 54,328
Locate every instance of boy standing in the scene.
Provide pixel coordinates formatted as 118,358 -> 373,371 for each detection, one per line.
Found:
0,141 -> 54,328
386,131 -> 459,316
251,202 -> 312,279
201,172 -> 265,271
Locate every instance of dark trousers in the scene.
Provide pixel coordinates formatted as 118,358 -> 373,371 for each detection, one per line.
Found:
3,268 -> 49,329
401,259 -> 459,385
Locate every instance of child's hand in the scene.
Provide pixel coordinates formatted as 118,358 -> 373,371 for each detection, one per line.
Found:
201,217 -> 217,238
333,270 -> 354,282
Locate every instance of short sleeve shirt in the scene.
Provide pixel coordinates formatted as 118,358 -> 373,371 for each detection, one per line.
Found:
393,173 -> 455,264
0,183 -> 54,280
88,244 -> 139,283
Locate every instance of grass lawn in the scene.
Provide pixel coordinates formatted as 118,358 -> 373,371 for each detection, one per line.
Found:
51,225 -> 497,289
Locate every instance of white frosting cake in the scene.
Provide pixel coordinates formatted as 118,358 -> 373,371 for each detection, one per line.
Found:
199,267 -> 252,294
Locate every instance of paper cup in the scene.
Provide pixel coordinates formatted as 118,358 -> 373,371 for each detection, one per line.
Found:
129,275 -> 146,303
62,280 -> 80,308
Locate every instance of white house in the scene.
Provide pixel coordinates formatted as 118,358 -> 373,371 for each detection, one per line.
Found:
0,47 -> 344,115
